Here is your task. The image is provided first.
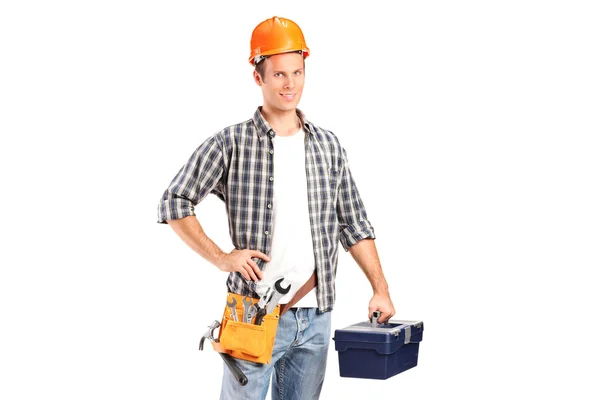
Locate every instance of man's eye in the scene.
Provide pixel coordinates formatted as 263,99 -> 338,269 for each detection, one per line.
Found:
274,73 -> 282,77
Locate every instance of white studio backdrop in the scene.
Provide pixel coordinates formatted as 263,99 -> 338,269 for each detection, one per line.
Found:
1,1 -> 599,399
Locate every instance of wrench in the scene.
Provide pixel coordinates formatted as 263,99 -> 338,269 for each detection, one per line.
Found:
265,278 -> 292,315
227,296 -> 238,322
242,296 -> 256,323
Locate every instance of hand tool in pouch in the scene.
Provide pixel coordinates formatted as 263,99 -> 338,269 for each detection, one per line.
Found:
242,295 -> 257,324
227,296 -> 238,322
262,278 -> 291,318
199,320 -> 248,386
252,286 -> 275,325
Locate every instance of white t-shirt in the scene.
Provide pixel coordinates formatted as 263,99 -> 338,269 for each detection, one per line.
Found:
255,127 -> 318,307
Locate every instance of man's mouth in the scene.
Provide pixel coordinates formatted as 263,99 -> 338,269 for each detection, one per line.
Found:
280,93 -> 296,100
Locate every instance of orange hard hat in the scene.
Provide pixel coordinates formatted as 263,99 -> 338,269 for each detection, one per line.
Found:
249,16 -> 310,66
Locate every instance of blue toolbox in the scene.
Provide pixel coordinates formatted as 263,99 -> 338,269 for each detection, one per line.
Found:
333,312 -> 424,380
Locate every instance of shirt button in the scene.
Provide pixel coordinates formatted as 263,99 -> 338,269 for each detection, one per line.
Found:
270,149 -> 274,154
269,176 -> 274,181
267,204 -> 272,209
265,231 -> 269,235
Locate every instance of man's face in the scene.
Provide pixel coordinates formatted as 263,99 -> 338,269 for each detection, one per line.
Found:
254,52 -> 305,112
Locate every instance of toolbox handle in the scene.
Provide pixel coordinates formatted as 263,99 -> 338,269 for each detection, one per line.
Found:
371,311 -> 382,327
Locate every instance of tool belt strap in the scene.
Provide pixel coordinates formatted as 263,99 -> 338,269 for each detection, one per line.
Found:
279,271 -> 317,315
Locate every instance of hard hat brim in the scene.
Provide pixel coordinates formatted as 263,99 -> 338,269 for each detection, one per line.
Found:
249,48 -> 310,66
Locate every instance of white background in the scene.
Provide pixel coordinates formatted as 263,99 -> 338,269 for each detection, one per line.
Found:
1,1 -> 599,399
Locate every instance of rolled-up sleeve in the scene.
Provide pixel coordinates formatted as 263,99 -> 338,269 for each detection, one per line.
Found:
336,147 -> 376,251
157,133 -> 224,224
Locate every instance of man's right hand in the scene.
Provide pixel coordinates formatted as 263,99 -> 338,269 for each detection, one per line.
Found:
216,249 -> 270,282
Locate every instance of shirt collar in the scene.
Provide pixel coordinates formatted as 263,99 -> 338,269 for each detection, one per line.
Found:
252,106 -> 314,140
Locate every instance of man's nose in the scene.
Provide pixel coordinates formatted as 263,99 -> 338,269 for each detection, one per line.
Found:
284,76 -> 295,89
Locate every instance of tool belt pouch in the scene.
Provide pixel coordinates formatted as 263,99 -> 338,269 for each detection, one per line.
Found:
213,292 -> 280,364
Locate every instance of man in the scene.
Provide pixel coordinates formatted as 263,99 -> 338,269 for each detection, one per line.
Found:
157,16 -> 395,399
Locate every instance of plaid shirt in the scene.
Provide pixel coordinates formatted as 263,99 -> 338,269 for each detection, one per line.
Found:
157,107 -> 375,312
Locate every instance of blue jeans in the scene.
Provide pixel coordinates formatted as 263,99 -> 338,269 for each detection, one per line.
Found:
219,308 -> 331,400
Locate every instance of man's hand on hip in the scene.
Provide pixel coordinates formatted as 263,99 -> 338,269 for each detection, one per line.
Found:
216,249 -> 270,282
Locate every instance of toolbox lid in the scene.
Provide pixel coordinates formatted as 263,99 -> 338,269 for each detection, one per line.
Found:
333,319 -> 424,345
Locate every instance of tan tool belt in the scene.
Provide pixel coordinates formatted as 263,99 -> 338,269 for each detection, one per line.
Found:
213,292 -> 280,364
212,271 -> 317,365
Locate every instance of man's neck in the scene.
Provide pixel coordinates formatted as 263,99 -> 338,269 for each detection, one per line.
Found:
260,106 -> 301,136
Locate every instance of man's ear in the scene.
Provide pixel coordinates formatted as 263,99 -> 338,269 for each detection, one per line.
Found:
253,70 -> 263,86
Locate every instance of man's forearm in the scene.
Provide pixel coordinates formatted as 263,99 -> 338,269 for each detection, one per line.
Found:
348,239 -> 390,295
166,215 -> 226,267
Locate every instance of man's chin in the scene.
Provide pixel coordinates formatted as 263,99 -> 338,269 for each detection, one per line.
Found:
264,98 -> 301,112
280,100 -> 301,111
